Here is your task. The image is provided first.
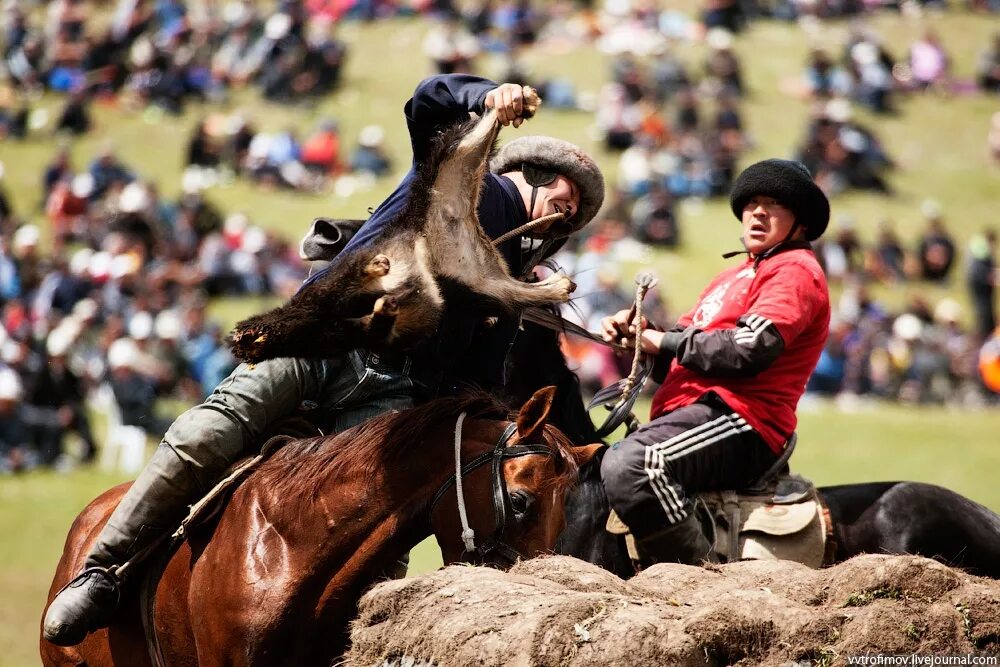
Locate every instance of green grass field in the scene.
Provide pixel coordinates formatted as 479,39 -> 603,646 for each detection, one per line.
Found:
3,9 -> 1000,666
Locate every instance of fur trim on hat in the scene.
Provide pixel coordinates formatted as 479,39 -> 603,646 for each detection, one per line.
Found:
490,136 -> 604,232
729,159 -> 830,241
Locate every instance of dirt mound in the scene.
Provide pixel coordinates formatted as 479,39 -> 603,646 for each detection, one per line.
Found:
347,554 -> 1000,666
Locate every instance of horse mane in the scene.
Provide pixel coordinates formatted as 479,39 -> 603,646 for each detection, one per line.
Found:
256,392 -> 516,502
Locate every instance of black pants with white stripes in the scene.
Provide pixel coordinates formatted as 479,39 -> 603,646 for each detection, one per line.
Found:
600,392 -> 779,538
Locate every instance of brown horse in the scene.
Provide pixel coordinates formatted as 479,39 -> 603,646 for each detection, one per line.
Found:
41,388 -> 600,667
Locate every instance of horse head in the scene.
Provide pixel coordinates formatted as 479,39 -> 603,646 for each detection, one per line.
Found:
430,386 -> 602,567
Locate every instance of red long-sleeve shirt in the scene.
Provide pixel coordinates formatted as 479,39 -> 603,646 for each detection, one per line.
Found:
650,246 -> 830,453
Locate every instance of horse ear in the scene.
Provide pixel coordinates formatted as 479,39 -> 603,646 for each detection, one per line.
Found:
515,386 -> 557,441
571,443 -> 605,467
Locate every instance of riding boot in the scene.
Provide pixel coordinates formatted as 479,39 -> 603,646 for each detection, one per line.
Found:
634,512 -> 718,568
43,444 -> 205,646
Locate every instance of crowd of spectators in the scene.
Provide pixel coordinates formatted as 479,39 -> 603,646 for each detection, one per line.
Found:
2,0 -> 999,474
0,141 -> 316,472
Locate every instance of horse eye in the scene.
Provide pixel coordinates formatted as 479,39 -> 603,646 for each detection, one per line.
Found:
510,490 -> 535,519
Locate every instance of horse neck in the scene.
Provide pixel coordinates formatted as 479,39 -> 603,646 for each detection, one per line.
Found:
307,418 -> 504,597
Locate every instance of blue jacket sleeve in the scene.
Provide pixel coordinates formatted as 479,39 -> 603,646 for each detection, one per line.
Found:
404,74 -> 498,162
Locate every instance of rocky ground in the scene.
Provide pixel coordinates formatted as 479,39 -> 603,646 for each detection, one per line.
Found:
346,554 -> 1000,666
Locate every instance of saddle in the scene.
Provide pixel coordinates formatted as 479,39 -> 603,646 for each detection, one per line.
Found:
607,435 -> 834,568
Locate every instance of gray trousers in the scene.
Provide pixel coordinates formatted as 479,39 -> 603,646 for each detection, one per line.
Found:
90,349 -> 416,568
600,393 -> 778,538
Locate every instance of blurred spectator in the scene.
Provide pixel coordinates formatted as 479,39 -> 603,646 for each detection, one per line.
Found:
107,336 -> 174,436
46,173 -> 92,250
797,99 -> 893,195
908,28 -> 950,92
817,214 -> 863,283
423,12 -> 479,74
803,49 -> 852,100
0,162 -> 13,229
349,125 -> 393,177
42,147 -> 74,204
0,366 -> 30,473
630,184 -> 679,247
967,230 -> 998,341
916,201 -> 956,282
989,111 -> 1000,163
301,119 -> 342,176
186,118 -> 223,169
27,327 -> 97,464
703,28 -> 744,96
868,219 -> 907,282
847,40 -> 895,114
54,86 -> 91,135
978,33 -> 1000,93
88,143 -> 135,200
701,0 -> 744,33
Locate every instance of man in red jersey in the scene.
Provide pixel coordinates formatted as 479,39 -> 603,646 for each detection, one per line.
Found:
599,159 -> 831,567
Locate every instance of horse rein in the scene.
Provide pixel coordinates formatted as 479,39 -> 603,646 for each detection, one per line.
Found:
429,417 -> 553,566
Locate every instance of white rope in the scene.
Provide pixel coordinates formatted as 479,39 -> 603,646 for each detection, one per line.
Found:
453,412 -> 477,553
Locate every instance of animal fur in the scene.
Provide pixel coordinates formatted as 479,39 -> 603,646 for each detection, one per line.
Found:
229,90 -> 576,363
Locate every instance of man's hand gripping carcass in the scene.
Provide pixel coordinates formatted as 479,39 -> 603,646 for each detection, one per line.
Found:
229,85 -> 576,363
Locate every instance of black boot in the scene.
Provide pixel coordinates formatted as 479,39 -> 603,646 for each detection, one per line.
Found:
634,512 -> 717,567
43,445 -> 204,646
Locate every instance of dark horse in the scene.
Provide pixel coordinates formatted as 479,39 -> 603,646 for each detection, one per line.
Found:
506,317 -> 1000,580
41,388 -> 601,667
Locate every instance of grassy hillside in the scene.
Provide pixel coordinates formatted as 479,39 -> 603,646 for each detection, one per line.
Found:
3,10 -> 1000,666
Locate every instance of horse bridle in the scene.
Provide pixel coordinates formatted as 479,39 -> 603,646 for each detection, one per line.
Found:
428,418 -> 553,566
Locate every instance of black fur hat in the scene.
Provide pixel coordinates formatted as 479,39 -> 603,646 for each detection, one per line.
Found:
729,159 -> 830,241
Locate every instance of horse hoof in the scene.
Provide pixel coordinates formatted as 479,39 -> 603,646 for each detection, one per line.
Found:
366,254 -> 391,277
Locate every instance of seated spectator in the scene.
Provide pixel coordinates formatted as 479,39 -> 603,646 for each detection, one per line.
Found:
186,118 -> 223,169
807,319 -> 850,396
106,336 -> 174,436
989,111 -> 1000,163
819,214 -> 863,282
349,125 -> 393,177
966,230 -> 998,341
630,184 -> 680,247
301,119 -> 342,176
848,40 -> 895,114
868,219 -> 907,282
27,327 -> 96,464
0,162 -> 13,231
88,143 -> 135,200
803,49 -> 853,101
704,28 -> 744,97
908,28 -> 950,92
978,33 -> 1000,94
916,202 -> 956,283
596,83 -> 641,151
297,16 -> 347,97
423,12 -> 479,75
0,366 -> 30,473
41,147 -> 74,204
54,86 -> 91,135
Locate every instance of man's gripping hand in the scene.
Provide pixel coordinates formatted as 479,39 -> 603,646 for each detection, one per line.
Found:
484,83 -> 541,128
600,308 -> 665,354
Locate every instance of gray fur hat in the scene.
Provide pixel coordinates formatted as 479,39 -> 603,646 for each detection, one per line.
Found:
729,159 -> 830,241
491,136 -> 604,233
